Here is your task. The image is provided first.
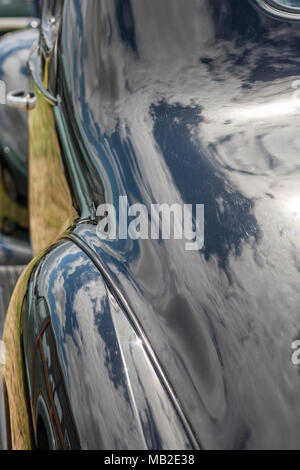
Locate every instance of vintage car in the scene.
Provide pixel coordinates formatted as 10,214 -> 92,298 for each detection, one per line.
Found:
1,0 -> 300,450
0,0 -> 39,33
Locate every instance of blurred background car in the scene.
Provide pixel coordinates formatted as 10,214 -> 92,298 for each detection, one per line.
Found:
0,0 -> 39,34
0,28 -> 35,342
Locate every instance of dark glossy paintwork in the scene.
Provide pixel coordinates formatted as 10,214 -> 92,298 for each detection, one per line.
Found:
57,0 -> 300,449
0,0 -> 39,34
3,0 -> 300,450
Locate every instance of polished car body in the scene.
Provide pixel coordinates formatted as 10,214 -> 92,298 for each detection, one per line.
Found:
2,0 -> 300,450
0,0 -> 39,33
0,29 -> 35,265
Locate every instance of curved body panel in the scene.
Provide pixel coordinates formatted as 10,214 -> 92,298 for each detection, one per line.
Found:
3,239 -> 193,449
